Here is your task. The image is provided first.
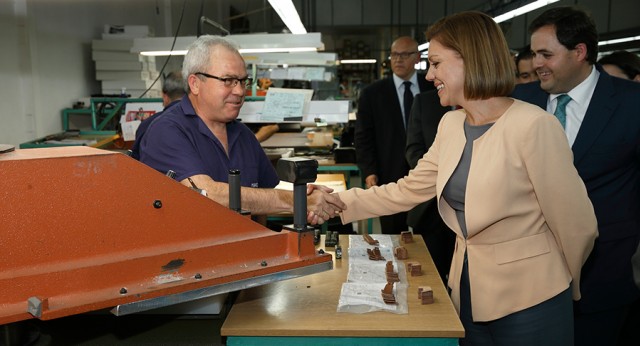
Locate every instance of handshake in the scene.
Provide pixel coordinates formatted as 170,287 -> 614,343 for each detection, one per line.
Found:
305,184 -> 347,225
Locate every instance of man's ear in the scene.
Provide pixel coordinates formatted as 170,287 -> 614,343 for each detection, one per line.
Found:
574,43 -> 588,62
188,74 -> 200,95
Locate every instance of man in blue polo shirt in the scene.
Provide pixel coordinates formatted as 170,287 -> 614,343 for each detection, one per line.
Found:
131,71 -> 185,160
139,35 -> 344,223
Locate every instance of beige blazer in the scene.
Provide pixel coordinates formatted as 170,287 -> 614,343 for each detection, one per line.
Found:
339,99 -> 598,322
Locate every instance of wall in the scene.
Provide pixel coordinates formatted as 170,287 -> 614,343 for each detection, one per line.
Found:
0,0 -> 170,146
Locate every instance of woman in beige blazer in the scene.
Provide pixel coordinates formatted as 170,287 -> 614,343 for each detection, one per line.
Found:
335,12 -> 597,346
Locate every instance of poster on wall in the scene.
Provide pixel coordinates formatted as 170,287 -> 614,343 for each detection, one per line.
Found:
119,102 -> 164,141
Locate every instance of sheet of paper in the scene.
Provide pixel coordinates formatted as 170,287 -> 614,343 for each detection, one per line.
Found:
261,88 -> 313,122
121,120 -> 141,141
120,102 -> 163,141
337,282 -> 408,313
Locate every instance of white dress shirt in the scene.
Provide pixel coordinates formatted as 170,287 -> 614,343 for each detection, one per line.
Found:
393,72 -> 420,128
547,66 -> 599,146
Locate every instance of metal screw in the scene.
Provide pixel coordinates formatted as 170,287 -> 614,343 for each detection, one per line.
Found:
318,249 -> 325,254
194,273 -> 202,279
261,261 -> 268,267
119,287 -> 128,295
153,200 -> 162,209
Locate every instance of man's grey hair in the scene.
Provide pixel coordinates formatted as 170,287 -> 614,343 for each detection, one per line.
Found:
162,71 -> 186,101
182,35 -> 242,93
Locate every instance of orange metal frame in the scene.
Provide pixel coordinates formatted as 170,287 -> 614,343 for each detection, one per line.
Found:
0,147 -> 331,325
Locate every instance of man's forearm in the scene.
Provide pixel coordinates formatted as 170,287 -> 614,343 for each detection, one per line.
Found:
182,174 -> 293,215
239,186 -> 292,215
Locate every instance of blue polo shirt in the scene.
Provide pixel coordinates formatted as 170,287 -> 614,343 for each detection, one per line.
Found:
139,96 -> 279,188
130,99 -> 181,160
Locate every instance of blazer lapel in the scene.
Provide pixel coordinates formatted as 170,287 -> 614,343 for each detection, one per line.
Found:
533,89 -> 548,109
572,72 -> 617,165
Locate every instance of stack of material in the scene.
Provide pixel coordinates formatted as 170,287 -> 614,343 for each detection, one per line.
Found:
385,260 -> 399,282
394,246 -> 408,259
401,231 -> 414,243
367,247 -> 385,261
363,233 -> 379,246
381,282 -> 397,305
92,25 -> 160,98
407,261 -> 423,276
418,286 -> 434,304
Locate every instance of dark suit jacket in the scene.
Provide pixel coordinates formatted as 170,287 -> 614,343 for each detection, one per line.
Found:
405,90 -> 450,226
512,65 -> 640,313
355,75 -> 433,184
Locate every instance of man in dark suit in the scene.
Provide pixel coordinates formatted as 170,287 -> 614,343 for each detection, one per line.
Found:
405,89 -> 455,282
511,7 -> 640,346
355,36 -> 434,234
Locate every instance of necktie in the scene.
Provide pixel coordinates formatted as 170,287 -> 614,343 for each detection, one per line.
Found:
403,81 -> 414,129
554,94 -> 571,128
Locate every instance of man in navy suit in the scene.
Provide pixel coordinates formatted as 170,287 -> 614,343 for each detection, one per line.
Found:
511,6 -> 640,346
355,36 -> 434,234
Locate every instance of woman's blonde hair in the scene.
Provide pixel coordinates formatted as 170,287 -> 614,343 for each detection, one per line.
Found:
425,11 -> 515,99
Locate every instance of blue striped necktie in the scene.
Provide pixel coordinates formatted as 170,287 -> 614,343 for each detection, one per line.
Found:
554,94 -> 571,128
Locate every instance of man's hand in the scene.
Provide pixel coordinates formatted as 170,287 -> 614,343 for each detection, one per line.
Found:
365,174 -> 378,189
306,185 -> 347,225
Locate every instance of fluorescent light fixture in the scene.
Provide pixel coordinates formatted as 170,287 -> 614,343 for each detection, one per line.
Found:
140,50 -> 188,56
243,52 -> 337,66
268,0 -> 307,34
493,0 -> 560,24
418,42 -> 429,52
339,59 -> 377,64
131,33 -> 324,56
240,47 -> 317,54
598,35 -> 640,46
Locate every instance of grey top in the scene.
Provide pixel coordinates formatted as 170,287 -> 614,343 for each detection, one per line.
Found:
442,121 -> 493,238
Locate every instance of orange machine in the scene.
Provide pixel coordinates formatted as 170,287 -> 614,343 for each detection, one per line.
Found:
0,146 -> 332,325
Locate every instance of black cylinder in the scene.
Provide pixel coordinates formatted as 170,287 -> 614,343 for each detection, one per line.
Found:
229,169 -> 241,211
293,183 -> 307,229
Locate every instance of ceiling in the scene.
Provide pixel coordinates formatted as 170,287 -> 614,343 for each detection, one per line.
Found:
183,0 -> 640,60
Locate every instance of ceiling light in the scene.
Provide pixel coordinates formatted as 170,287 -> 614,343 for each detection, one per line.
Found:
339,59 -> 377,64
268,0 -> 307,34
131,33 -> 324,56
598,35 -> 640,46
493,0 -> 560,24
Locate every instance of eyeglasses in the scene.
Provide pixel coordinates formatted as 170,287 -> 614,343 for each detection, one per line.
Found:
390,51 -> 417,60
195,72 -> 252,88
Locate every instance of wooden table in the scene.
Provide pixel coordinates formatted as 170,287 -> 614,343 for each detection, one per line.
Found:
221,235 -> 464,345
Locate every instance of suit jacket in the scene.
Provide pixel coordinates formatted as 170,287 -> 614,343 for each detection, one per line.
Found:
405,90 -> 450,227
355,75 -> 432,184
512,66 -> 640,313
339,100 -> 598,321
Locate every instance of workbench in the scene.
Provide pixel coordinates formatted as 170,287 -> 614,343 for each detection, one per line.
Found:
221,234 -> 464,345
